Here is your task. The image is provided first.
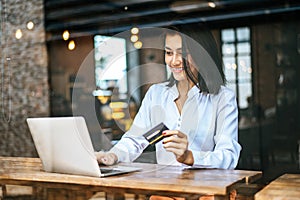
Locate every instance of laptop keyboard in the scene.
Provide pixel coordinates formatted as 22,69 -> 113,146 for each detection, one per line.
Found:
100,168 -> 121,174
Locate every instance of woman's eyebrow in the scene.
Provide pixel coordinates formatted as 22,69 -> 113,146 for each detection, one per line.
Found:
164,47 -> 182,51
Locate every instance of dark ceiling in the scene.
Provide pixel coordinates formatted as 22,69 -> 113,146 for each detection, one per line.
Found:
44,0 -> 300,40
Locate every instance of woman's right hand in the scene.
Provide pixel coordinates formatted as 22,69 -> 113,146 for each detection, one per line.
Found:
95,151 -> 118,166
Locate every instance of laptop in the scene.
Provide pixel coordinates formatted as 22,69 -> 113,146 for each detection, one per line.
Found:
26,116 -> 141,177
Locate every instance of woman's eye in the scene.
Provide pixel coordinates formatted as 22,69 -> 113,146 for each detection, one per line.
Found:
164,50 -> 183,56
165,51 -> 173,56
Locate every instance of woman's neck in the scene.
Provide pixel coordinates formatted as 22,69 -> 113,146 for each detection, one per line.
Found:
177,79 -> 194,96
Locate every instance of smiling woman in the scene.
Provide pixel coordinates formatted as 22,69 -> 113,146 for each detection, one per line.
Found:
95,23 -> 241,169
95,24 -> 241,199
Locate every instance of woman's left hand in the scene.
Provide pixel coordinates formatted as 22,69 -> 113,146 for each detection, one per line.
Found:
162,130 -> 194,165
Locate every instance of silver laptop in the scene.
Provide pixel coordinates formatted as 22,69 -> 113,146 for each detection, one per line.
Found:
26,116 -> 140,177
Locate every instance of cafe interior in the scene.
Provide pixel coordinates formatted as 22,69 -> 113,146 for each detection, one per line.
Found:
1,0 -> 300,199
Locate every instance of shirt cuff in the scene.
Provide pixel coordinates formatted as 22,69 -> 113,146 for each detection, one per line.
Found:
109,144 -> 130,163
191,150 -> 211,168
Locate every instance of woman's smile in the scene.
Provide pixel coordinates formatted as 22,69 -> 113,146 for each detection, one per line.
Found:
170,67 -> 184,73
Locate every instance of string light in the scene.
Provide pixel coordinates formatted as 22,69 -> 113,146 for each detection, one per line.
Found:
131,27 -> 142,49
68,40 -> 76,50
15,29 -> 22,39
130,35 -> 138,43
134,41 -> 142,49
131,27 -> 139,35
62,30 -> 70,41
27,21 -> 34,30
208,1 -> 216,8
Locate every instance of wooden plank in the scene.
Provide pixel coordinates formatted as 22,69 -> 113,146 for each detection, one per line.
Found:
255,174 -> 300,200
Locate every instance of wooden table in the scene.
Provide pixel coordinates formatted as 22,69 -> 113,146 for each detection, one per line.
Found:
255,173 -> 300,200
0,157 -> 262,200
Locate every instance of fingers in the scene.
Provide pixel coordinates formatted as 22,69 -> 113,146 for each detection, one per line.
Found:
162,130 -> 187,146
95,151 -> 118,166
163,137 -> 186,150
162,130 -> 188,160
104,153 -> 118,165
162,130 -> 186,138
163,146 -> 186,157
95,151 -> 106,163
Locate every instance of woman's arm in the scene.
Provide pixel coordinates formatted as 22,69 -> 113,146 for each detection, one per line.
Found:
97,85 -> 158,165
191,89 -> 241,169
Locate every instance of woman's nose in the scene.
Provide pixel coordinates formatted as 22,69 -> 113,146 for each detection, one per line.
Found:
171,53 -> 181,65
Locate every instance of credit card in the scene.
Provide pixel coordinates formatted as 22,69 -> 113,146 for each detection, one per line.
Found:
143,123 -> 169,145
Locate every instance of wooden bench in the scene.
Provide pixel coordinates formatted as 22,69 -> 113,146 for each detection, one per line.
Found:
255,173 -> 300,200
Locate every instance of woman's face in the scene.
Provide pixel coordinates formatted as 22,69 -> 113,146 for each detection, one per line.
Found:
165,33 -> 185,81
165,33 -> 197,82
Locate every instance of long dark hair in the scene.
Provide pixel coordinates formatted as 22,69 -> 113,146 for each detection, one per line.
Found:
164,24 -> 225,94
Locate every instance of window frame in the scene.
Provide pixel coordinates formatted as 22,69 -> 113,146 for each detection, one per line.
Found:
221,27 -> 253,109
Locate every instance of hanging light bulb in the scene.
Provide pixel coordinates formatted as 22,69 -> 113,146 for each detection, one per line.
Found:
62,30 -> 70,41
68,40 -> 76,50
130,35 -> 139,43
27,21 -> 34,30
131,27 -> 139,35
208,1 -> 216,8
15,29 -> 23,39
134,41 -> 142,49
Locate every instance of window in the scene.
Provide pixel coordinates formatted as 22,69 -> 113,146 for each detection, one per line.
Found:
94,35 -> 127,94
221,27 -> 252,109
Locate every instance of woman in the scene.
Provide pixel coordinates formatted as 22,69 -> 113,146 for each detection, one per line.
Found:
95,24 -> 241,171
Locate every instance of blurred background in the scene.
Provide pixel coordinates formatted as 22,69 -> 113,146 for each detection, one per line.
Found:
1,0 -> 300,183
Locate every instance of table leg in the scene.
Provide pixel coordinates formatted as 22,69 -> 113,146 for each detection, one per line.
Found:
106,192 -> 125,200
46,188 -> 94,200
1,185 -> 7,198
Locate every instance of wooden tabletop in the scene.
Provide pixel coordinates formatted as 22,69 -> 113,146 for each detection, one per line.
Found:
0,156 -> 262,199
255,173 -> 300,200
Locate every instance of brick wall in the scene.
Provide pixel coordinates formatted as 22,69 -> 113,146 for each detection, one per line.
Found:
0,0 -> 49,156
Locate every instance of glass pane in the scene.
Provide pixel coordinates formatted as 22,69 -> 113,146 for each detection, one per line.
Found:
237,56 -> 252,82
221,26 -> 252,110
223,57 -> 237,82
238,83 -> 252,109
94,35 -> 127,93
227,83 -> 237,94
222,43 -> 235,56
237,42 -> 250,54
221,29 -> 235,42
237,27 -> 250,41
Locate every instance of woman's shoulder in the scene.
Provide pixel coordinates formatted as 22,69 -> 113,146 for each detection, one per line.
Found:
143,82 -> 171,102
211,85 -> 236,102
147,81 -> 170,92
219,85 -> 235,95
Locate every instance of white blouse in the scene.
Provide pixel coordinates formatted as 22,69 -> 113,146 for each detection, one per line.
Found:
109,82 -> 241,169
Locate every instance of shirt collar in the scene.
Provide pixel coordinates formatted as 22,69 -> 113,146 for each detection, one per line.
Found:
188,85 -> 200,98
168,83 -> 200,100
169,84 -> 179,101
